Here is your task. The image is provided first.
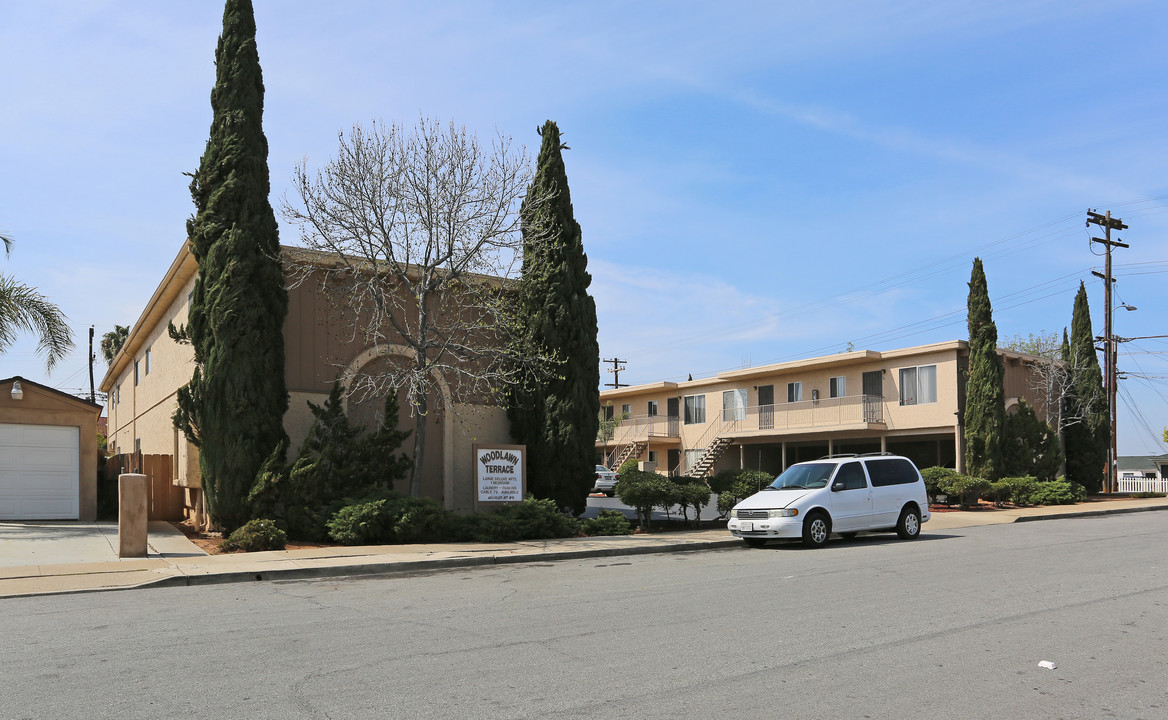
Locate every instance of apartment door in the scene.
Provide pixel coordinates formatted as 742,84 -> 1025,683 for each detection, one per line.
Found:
667,448 -> 681,475
862,371 -> 883,423
757,385 -> 774,429
666,397 -> 680,436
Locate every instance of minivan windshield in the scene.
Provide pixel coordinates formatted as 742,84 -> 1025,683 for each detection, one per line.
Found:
767,462 -> 835,490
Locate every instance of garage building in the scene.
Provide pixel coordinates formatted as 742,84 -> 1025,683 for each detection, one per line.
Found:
0,376 -> 101,521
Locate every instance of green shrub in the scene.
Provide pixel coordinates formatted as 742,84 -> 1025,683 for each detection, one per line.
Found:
920,466 -> 960,503
939,475 -> 991,507
455,497 -> 581,542
671,476 -> 712,525
615,469 -> 675,530
710,469 -> 773,517
1028,478 -> 1086,505
987,481 -> 1013,506
617,458 -> 640,476
583,509 -> 632,536
326,499 -> 391,545
390,496 -> 454,543
1131,491 -> 1167,499
997,476 -> 1039,505
219,519 -> 287,553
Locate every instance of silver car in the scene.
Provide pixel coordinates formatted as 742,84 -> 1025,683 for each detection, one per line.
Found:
593,465 -> 619,496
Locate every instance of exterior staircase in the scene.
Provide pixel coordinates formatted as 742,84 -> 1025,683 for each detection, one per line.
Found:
690,436 -> 733,479
612,441 -> 646,470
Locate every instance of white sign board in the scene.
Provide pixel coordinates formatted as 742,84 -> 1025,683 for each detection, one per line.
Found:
476,446 -> 524,503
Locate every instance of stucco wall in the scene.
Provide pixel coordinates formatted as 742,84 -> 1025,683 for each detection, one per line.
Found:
450,403 -> 514,513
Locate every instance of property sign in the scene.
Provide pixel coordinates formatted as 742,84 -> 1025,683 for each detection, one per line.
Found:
474,444 -> 526,506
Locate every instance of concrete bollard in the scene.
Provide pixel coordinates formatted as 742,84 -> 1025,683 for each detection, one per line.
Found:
118,473 -> 149,558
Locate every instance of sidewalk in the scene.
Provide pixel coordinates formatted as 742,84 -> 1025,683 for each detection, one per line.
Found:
2,496 -> 1166,599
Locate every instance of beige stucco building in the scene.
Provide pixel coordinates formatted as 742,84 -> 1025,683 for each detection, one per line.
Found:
100,241 -> 514,514
597,341 -> 1049,478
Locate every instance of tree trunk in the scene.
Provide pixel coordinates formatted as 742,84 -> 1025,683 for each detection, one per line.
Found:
410,392 -> 428,497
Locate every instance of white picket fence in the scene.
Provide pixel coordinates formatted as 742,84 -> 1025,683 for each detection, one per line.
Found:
1118,475 -> 1168,493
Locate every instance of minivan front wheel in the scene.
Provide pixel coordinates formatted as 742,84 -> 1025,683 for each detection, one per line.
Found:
802,512 -> 831,548
896,506 -> 921,540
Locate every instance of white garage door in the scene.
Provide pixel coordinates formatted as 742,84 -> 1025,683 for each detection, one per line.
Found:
0,423 -> 80,520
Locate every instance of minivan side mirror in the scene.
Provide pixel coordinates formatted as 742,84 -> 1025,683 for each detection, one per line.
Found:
831,482 -> 845,492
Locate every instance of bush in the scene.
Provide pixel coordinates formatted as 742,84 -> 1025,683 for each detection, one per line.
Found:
391,497 -> 454,543
997,476 -> 1039,506
1028,478 -> 1086,505
326,498 -> 390,545
583,509 -> 632,536
987,481 -> 1013,506
710,469 -> 774,517
938,475 -> 991,507
615,469 -> 675,530
219,519 -> 287,553
920,466 -> 960,504
671,476 -> 711,526
455,496 -> 581,543
617,458 -> 640,476
1131,491 -> 1167,499
327,494 -> 454,545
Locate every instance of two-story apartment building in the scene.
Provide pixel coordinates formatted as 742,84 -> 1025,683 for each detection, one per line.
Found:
597,341 -> 1049,478
101,241 -> 516,515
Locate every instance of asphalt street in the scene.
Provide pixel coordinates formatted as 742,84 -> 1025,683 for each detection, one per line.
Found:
2,513 -> 1165,719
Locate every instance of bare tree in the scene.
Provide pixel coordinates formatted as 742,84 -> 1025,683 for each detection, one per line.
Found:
1009,339 -> 1101,448
282,118 -> 553,497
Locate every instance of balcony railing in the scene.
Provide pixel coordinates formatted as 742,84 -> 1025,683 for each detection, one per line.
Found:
597,413 -> 680,444
720,394 -> 884,432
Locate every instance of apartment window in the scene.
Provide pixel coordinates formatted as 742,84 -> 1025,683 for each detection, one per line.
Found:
602,405 -> 614,421
830,376 -> 846,398
647,400 -> 658,417
683,394 -> 706,424
115,384 -> 121,405
621,403 -> 631,417
722,388 -> 746,421
145,346 -> 152,375
899,364 -> 938,405
648,450 -> 658,464
787,382 -> 802,403
134,361 -> 140,386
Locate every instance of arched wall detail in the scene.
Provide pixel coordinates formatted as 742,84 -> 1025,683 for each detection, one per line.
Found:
340,344 -> 456,509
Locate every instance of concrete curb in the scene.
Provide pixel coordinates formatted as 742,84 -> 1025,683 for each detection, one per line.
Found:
1011,503 -> 1168,523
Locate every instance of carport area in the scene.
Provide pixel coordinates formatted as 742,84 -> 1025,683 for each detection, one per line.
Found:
0,521 -> 204,568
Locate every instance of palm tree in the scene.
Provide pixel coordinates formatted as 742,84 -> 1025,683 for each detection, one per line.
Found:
100,325 -> 130,365
0,234 -> 74,372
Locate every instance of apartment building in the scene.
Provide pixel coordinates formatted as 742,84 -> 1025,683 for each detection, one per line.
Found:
101,241 -> 515,514
597,341 -> 1048,478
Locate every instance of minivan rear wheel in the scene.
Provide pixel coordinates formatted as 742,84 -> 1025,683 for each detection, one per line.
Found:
802,512 -> 831,548
896,506 -> 921,540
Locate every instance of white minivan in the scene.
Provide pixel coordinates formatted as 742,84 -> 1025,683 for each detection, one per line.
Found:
727,453 -> 930,548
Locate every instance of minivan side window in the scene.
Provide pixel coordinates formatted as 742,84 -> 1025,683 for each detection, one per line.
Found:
835,462 -> 868,490
865,458 -> 918,486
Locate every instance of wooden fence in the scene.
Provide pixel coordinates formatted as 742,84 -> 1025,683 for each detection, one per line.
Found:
104,453 -> 184,521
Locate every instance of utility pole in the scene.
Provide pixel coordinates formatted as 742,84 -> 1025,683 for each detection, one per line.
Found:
603,358 -> 628,389
87,326 -> 95,404
1087,210 -> 1128,493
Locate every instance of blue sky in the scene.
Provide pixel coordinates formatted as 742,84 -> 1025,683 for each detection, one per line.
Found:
2,1 -> 1166,455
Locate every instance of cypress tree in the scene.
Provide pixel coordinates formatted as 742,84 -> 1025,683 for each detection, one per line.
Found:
173,0 -> 288,532
1064,282 -> 1106,492
963,258 -> 1006,480
508,121 -> 600,514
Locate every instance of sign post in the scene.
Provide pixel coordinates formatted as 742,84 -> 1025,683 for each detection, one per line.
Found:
473,444 -> 526,513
